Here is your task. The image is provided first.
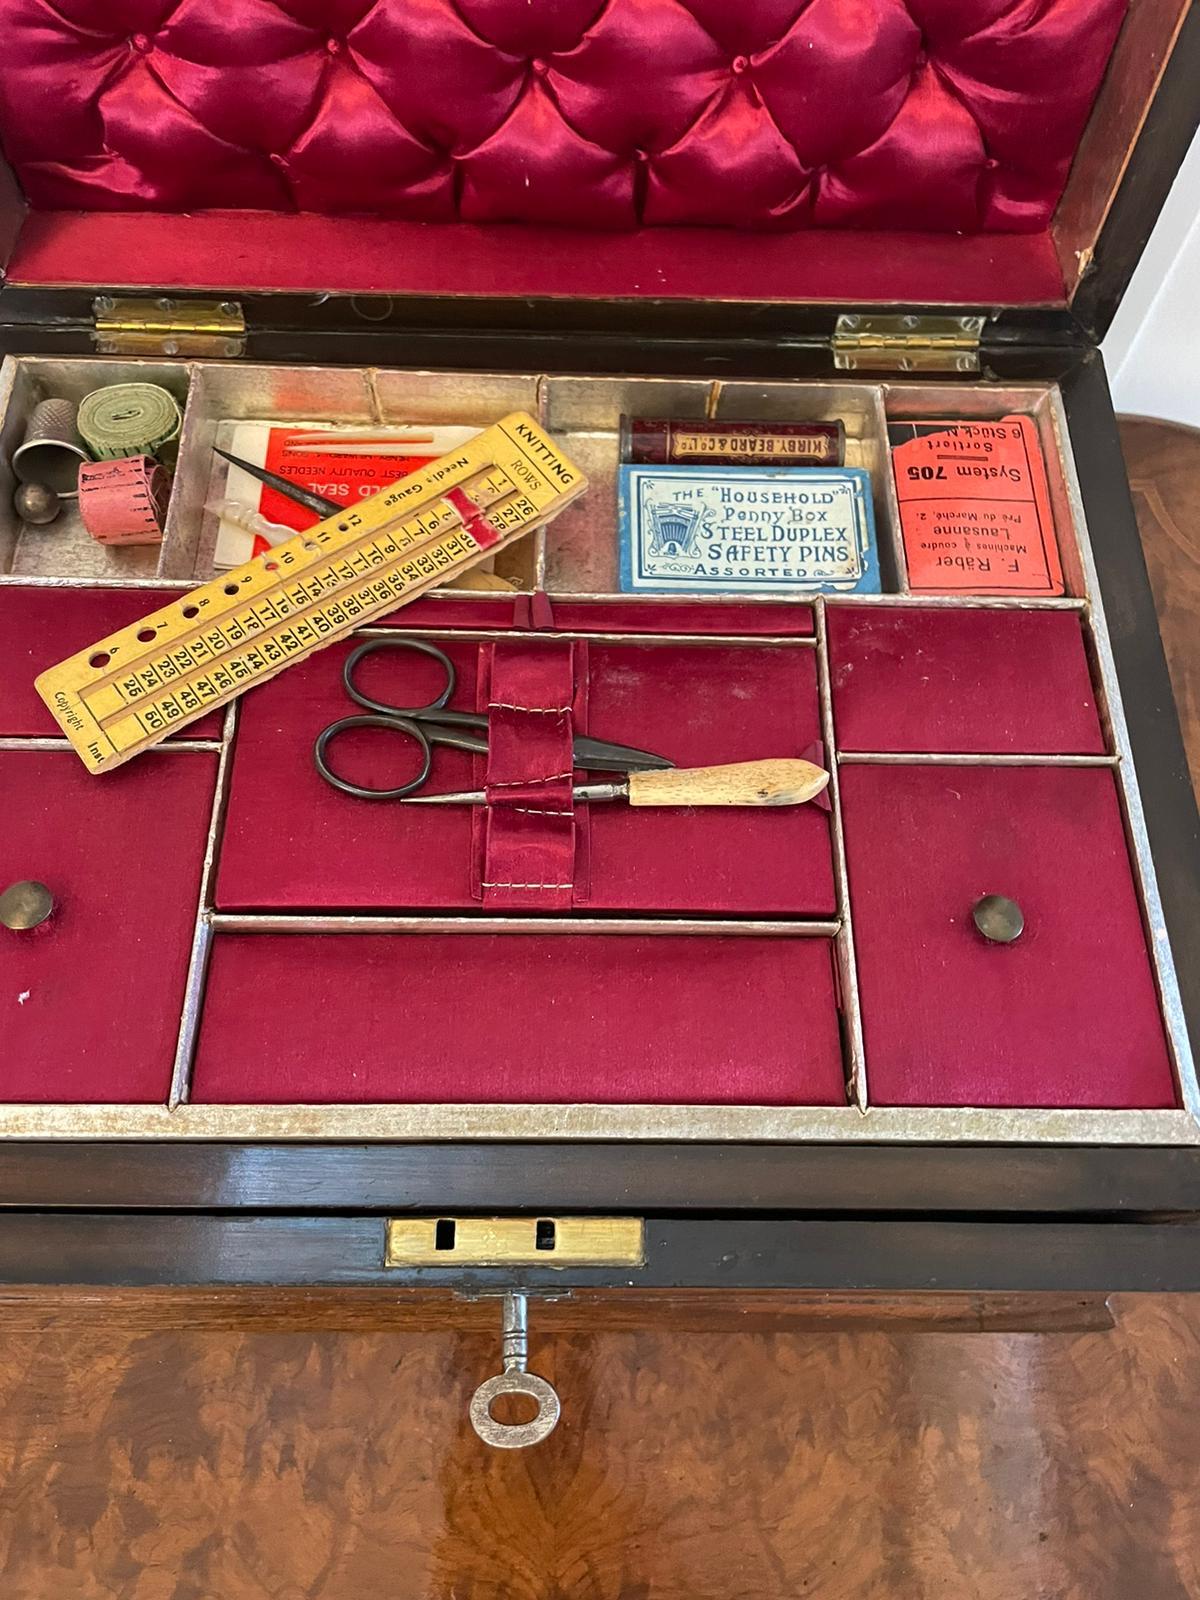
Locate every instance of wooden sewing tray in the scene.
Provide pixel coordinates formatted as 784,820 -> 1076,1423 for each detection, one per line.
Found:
0,0 -> 1198,1324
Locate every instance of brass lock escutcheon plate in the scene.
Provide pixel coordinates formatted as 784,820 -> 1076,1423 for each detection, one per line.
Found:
385,1215 -> 645,1268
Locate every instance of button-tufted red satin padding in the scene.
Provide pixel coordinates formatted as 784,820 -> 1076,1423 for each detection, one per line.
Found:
0,0 -> 1126,232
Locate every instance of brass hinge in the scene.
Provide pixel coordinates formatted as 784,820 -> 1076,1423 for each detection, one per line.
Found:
92,295 -> 246,357
385,1215 -> 646,1268
832,313 -> 985,373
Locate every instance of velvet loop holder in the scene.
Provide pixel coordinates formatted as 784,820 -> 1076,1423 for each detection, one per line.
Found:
474,640 -> 585,912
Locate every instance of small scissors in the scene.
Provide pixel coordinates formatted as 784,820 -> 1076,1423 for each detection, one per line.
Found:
314,637 -> 674,800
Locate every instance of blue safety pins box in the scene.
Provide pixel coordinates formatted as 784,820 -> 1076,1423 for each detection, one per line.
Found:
617,464 -> 881,595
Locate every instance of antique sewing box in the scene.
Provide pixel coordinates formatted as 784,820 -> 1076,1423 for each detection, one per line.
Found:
0,0 -> 1199,1401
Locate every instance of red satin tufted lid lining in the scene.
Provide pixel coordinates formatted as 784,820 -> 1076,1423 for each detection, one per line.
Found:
0,0 -> 1125,236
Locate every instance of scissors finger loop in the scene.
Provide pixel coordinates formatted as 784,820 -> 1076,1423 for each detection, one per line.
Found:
343,637 -> 456,718
314,713 -> 433,800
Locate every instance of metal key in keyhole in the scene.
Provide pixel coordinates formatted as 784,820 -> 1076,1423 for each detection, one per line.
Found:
469,1291 -> 561,1449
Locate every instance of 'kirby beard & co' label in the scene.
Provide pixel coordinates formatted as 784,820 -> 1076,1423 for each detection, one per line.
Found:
618,464 -> 880,595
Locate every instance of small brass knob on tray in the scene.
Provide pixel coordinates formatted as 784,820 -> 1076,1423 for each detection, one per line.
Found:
972,893 -> 1024,944
0,880 -> 55,931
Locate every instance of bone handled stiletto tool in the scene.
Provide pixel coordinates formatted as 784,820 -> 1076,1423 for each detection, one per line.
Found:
400,757 -> 830,808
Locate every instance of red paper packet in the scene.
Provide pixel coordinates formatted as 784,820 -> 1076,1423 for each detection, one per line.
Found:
214,423 -> 478,567
889,415 -> 1064,596
258,436 -> 430,538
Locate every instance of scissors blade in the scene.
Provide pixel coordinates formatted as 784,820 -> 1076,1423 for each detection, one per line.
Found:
571,735 -> 673,772
416,720 -> 490,756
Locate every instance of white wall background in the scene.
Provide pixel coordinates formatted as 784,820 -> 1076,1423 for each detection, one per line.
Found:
1104,126 -> 1200,427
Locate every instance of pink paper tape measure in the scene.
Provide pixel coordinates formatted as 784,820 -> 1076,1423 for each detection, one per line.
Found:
78,456 -> 170,546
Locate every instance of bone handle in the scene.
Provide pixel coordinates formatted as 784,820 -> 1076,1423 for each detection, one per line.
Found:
626,758 -> 829,808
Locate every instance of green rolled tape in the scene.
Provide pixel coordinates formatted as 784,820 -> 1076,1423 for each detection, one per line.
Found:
77,383 -> 181,463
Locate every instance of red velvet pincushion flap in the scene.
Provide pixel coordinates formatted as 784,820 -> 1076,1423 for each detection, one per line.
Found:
2,214 -> 1073,307
475,640 -> 581,912
381,597 -> 817,638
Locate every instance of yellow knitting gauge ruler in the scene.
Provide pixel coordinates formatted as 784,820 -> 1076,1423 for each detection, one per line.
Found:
36,413 -> 586,775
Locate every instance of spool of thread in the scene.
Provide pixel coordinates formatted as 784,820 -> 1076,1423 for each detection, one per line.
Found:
77,383 -> 181,463
12,398 -> 90,497
620,416 -> 846,467
78,456 -> 170,546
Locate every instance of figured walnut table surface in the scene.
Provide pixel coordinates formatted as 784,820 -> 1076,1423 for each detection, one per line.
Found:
1120,417 -> 1200,792
0,419 -> 1198,1600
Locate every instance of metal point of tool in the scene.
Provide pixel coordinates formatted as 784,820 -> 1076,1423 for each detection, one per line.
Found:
402,781 -> 628,806
0,880 -> 55,931
972,893 -> 1025,944
213,446 -> 343,518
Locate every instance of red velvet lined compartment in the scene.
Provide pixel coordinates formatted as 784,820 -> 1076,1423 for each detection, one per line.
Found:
190,932 -> 846,1105
218,634 -> 480,913
216,629 -> 834,917
579,641 -> 833,914
1,749 -> 216,1102
828,606 -> 1106,755
841,765 -> 1175,1109
1,587 -> 222,740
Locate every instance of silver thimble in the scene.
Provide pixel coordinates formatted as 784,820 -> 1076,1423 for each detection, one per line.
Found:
12,398 -> 90,498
